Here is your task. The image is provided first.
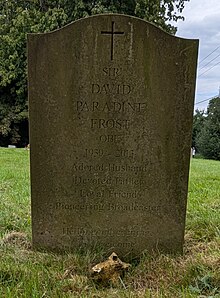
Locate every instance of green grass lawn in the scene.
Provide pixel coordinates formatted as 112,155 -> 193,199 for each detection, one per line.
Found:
0,148 -> 219,297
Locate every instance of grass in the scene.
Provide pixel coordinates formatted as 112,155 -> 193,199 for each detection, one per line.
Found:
0,148 -> 220,297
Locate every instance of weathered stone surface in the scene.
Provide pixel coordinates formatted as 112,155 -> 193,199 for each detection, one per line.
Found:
28,14 -> 198,257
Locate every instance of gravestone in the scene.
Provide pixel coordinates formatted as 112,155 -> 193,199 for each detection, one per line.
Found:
28,14 -> 198,257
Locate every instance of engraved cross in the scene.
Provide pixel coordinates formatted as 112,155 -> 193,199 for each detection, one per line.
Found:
101,21 -> 124,60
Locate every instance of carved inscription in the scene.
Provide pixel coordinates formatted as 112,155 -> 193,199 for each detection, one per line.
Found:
103,67 -> 121,77
99,134 -> 125,143
91,83 -> 131,94
71,176 -> 144,186
62,226 -> 149,237
72,163 -> 148,172
67,63 -> 150,244
84,149 -> 135,158
91,119 -> 130,130
76,67 -> 147,133
56,201 -> 165,213
76,101 -> 146,112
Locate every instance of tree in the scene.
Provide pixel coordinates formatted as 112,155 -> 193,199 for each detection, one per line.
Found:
196,97 -> 220,160
192,109 -> 206,149
0,0 -> 190,146
0,1 -> 68,146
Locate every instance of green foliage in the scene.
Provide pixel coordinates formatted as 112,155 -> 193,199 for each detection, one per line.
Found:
192,109 -> 206,148
0,1 -> 68,145
0,0 -> 189,146
0,84 -> 29,145
196,97 -> 220,160
189,274 -> 219,296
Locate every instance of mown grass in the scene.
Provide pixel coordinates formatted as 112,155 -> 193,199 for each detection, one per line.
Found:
0,148 -> 219,297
